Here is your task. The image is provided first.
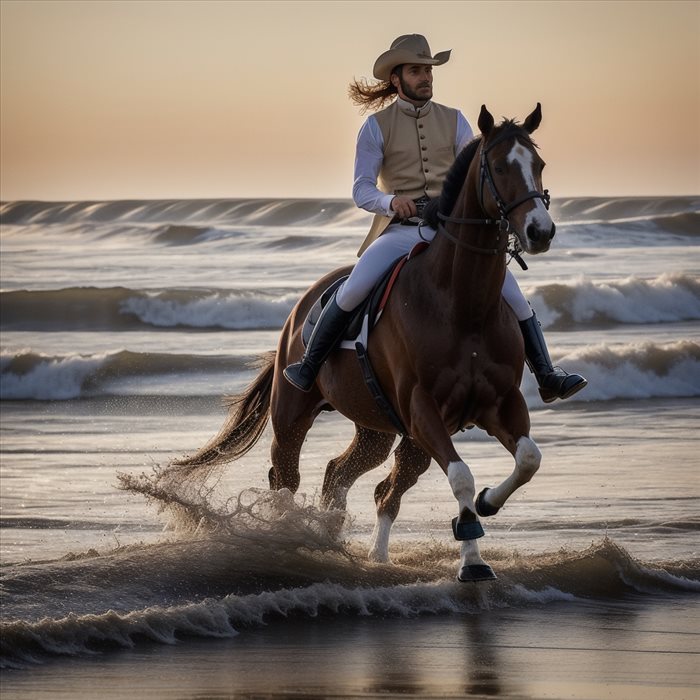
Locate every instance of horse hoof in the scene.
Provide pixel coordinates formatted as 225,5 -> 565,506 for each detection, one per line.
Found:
457,564 -> 497,583
475,488 -> 500,517
451,516 -> 484,540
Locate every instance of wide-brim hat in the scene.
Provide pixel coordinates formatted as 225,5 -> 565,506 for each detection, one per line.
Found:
373,34 -> 451,82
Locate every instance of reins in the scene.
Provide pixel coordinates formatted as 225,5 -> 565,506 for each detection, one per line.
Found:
436,216 -> 507,256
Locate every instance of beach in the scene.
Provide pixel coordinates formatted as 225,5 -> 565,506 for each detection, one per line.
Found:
1,196 -> 699,698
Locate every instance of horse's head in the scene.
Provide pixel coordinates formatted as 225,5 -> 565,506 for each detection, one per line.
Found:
477,104 -> 555,254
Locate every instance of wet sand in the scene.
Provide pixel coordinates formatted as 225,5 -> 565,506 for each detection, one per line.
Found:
2,597 -> 698,699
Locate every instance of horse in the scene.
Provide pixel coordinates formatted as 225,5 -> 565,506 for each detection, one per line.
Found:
170,104 -> 555,582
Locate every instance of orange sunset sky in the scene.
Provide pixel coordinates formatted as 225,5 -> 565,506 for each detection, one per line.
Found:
1,0 -> 698,201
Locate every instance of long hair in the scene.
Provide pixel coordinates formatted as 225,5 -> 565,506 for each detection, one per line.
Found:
348,66 -> 402,114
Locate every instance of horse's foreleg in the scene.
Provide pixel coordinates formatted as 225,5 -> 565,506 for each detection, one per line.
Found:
477,390 -> 541,515
369,437 -> 431,562
321,426 -> 395,512
477,436 -> 541,515
408,389 -> 491,579
445,461 -> 493,579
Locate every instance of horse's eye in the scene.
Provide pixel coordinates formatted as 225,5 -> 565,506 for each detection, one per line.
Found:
494,163 -> 505,175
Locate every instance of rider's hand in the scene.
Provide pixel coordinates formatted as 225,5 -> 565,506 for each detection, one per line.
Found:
390,196 -> 418,220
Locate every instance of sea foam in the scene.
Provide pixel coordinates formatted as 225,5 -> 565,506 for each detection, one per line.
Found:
531,273 -> 700,329
0,349 -> 247,400
2,517 -> 697,670
2,274 -> 698,334
3,339 -> 698,401
543,339 -> 700,402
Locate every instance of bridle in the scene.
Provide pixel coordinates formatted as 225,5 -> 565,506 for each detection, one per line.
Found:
436,129 -> 551,260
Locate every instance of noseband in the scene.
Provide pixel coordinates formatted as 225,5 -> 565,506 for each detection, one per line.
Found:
436,130 -> 550,257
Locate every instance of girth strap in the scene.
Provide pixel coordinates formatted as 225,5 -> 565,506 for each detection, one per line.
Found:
355,340 -> 408,437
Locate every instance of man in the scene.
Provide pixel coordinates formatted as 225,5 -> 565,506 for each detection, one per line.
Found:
285,34 -> 586,403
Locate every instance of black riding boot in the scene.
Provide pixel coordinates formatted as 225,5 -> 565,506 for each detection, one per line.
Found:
283,294 -> 353,392
519,312 -> 587,403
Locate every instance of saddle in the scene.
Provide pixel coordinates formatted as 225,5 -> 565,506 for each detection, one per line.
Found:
301,242 -> 430,436
301,241 -> 430,347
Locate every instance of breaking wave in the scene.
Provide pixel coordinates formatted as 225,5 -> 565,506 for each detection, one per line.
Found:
1,488 -> 697,669
531,273 -> 700,329
0,198 -> 368,228
545,339 -> 700,402
554,195 -> 699,228
2,273 -> 698,334
2,338 -> 698,401
0,349 -> 247,400
2,196 -> 697,258
1,287 -> 299,331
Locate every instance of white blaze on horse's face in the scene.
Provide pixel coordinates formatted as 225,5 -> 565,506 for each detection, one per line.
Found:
507,141 -> 554,254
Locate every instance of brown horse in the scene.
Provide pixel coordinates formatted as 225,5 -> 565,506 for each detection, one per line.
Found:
171,104 -> 555,582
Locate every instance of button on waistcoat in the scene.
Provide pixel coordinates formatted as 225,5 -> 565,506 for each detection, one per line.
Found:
374,100 -> 458,200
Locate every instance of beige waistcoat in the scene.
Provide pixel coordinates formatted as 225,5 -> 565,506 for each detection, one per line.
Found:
357,99 -> 458,255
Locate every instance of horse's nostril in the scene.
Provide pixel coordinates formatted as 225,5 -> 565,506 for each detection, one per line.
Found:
527,222 -> 556,244
526,223 -> 540,242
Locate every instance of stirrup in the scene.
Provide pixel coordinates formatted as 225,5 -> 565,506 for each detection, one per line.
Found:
283,293 -> 353,392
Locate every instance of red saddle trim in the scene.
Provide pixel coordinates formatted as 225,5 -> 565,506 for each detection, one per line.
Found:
377,241 -> 430,315
408,240 -> 430,260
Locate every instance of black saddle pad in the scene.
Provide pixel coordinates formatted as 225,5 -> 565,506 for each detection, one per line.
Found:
301,257 -> 403,347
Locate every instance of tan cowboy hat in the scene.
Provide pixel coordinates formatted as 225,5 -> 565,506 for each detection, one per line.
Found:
373,34 -> 451,81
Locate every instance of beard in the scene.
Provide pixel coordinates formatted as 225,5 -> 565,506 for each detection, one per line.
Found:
399,73 -> 433,102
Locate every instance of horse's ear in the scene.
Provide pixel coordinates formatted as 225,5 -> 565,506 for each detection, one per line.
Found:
523,103 -> 542,133
478,104 -> 494,136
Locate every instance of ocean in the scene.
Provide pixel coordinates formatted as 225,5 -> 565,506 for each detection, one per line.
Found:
1,195 -> 699,698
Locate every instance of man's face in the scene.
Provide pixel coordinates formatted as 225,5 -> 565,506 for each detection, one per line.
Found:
394,64 -> 434,104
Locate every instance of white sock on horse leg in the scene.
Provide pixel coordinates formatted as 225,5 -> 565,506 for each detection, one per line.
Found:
501,269 -> 532,321
485,436 -> 542,508
515,436 -> 541,481
460,539 -> 487,568
447,462 -> 487,567
368,513 -> 392,562
447,461 -> 476,511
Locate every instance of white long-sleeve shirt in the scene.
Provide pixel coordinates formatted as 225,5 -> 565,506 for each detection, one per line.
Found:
352,98 -> 474,217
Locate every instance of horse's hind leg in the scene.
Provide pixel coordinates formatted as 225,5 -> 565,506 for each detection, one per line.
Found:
321,425 -> 395,512
368,437 -> 431,562
477,390 -> 541,516
269,425 -> 310,492
269,373 -> 319,493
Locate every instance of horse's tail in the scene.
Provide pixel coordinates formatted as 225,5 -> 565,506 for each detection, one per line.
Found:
169,351 -> 275,476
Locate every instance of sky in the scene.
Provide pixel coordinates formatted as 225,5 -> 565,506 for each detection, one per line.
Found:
1,0 -> 698,201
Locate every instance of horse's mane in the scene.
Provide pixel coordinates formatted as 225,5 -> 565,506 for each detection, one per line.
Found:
424,119 -> 535,228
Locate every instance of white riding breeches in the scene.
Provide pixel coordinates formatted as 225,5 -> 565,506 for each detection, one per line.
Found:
335,222 -> 533,321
